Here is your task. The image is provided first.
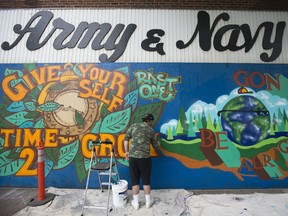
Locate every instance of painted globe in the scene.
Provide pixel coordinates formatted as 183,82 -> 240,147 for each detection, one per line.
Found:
220,95 -> 270,146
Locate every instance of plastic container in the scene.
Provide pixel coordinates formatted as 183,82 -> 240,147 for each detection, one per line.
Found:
112,180 -> 128,207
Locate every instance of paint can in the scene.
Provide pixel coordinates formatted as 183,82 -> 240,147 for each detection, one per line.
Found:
112,180 -> 128,207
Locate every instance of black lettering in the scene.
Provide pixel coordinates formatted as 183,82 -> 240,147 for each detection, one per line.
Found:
141,29 -> 165,55
176,11 -> 229,51
99,24 -> 137,62
2,11 -> 55,50
53,18 -> 75,49
176,10 -> 285,62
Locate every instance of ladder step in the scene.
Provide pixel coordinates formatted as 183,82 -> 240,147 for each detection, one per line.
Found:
98,172 -> 118,176
91,162 -> 115,171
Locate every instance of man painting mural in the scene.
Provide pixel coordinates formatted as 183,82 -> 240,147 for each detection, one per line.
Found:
124,114 -> 160,210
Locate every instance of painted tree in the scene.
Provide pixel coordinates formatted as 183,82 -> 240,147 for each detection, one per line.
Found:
201,112 -> 207,128
172,126 -> 177,136
283,110 -> 288,131
193,116 -> 199,132
206,112 -> 215,131
215,118 -> 222,131
269,122 -> 275,135
283,109 -> 288,122
285,120 -> 288,132
213,118 -> 217,130
196,114 -> 203,130
188,112 -> 196,137
176,119 -> 183,135
167,125 -> 174,140
179,106 -> 189,135
272,113 -> 279,132
277,108 -> 285,131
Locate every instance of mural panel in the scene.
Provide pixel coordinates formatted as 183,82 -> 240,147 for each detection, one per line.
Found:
0,63 -> 287,189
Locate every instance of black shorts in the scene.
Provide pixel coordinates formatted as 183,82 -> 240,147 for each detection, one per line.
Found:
129,157 -> 151,186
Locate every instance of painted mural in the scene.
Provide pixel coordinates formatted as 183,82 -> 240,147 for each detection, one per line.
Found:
0,62 -> 287,189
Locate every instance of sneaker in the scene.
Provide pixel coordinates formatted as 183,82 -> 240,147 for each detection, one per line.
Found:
146,198 -> 154,208
131,200 -> 139,210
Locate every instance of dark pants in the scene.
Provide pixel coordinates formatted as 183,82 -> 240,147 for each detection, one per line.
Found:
129,157 -> 151,186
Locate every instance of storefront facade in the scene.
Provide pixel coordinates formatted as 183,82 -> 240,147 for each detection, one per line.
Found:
0,9 -> 287,189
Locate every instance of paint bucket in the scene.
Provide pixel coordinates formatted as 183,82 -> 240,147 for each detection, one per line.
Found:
112,180 -> 128,207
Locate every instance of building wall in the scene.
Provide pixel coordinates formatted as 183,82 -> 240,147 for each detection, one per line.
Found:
0,8 -> 287,190
0,0 -> 288,11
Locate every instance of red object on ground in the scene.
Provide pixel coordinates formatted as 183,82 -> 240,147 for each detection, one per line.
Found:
38,140 -> 45,201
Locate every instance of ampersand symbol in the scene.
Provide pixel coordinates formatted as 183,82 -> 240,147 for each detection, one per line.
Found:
141,29 -> 166,55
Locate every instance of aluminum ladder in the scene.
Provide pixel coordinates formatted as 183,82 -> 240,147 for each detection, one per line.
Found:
81,139 -> 120,216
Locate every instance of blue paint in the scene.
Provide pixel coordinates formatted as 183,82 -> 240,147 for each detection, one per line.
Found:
0,62 -> 287,189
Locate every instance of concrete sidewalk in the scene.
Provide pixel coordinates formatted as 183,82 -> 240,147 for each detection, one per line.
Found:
6,187 -> 287,216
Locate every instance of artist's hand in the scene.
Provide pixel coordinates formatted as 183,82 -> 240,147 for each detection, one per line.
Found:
125,152 -> 129,160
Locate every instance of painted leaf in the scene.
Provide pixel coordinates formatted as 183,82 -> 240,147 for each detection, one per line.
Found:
45,148 -> 60,165
38,102 -> 62,112
25,101 -> 36,111
115,66 -> 129,76
74,151 -> 87,183
23,63 -> 37,72
5,111 -> 29,126
7,101 -> 26,112
75,110 -> 85,127
91,118 -> 102,133
29,86 -> 43,101
100,107 -> 131,133
7,148 -> 20,158
4,68 -> 23,77
0,104 -> 10,117
25,111 -> 40,119
0,137 -> 4,148
10,79 -> 22,88
0,151 -> 25,176
0,116 -> 10,128
101,103 -> 110,117
35,118 -> 45,128
128,79 -> 138,92
73,64 -> 83,77
45,160 -> 54,177
48,83 -> 67,91
84,157 -> 91,172
19,121 -> 34,128
130,102 -> 164,127
124,89 -> 138,111
54,140 -> 79,169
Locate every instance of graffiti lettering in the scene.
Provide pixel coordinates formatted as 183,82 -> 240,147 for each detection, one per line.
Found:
233,70 -> 281,90
200,129 -> 229,150
134,70 -> 181,102
279,139 -> 288,153
16,148 -> 37,176
0,128 -> 59,148
2,65 -> 63,101
78,66 -> 127,111
176,11 -> 286,62
81,133 -> 158,159
1,11 -> 137,62
201,128 -> 288,179
2,64 -> 128,112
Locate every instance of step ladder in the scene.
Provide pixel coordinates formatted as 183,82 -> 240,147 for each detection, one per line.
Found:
81,139 -> 120,216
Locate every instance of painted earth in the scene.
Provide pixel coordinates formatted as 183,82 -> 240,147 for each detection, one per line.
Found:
220,95 -> 270,146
